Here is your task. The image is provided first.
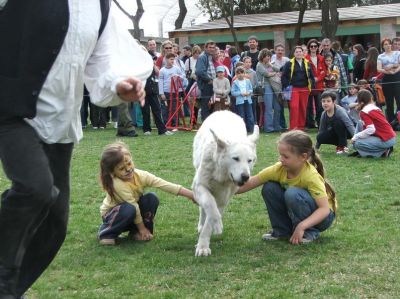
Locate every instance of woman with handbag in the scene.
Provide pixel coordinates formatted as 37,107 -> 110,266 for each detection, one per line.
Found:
282,46 -> 315,131
256,49 -> 282,132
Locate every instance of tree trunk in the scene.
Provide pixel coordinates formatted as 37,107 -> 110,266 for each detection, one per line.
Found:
175,0 -> 187,29
293,0 -> 308,48
220,0 -> 239,50
321,0 -> 338,40
113,0 -> 144,40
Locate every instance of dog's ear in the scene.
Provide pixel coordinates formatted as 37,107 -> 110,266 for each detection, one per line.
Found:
210,128 -> 227,150
248,125 -> 259,144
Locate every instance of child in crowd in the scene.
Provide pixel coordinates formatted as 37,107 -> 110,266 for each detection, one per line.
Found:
231,66 -> 255,133
340,83 -> 361,126
323,52 -> 340,91
243,56 -> 259,124
350,90 -> 396,158
316,91 -> 355,154
158,53 -> 187,126
212,66 -> 231,111
237,130 -> 336,244
98,142 -> 195,245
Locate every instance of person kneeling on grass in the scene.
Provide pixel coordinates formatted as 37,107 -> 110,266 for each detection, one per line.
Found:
237,130 -> 337,244
349,89 -> 396,158
316,91 -> 355,154
98,142 -> 195,245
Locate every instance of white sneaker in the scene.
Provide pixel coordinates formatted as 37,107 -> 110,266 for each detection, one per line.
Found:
171,128 -> 178,132
113,122 -> 118,129
301,238 -> 313,244
99,238 -> 116,245
262,231 -> 279,241
144,131 -> 152,136
162,131 -> 174,136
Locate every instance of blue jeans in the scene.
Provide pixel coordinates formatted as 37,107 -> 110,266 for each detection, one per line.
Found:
236,101 -> 255,133
262,182 -> 335,240
263,85 -> 281,132
353,136 -> 396,157
98,193 -> 160,239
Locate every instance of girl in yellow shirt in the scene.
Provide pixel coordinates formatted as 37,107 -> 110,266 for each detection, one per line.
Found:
238,130 -> 336,244
98,142 -> 195,245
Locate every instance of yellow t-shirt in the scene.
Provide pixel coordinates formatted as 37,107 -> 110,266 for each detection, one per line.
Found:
100,169 -> 182,224
257,162 -> 336,211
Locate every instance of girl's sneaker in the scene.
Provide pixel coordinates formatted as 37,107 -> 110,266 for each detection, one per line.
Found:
262,231 -> 281,241
336,146 -> 349,154
99,238 -> 116,245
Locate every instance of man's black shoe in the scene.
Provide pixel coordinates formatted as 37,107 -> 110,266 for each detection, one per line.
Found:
116,130 -> 138,137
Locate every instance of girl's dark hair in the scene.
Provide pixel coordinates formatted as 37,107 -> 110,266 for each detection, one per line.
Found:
306,39 -> 319,51
278,130 -> 337,213
364,47 -> 379,76
353,43 -> 366,61
324,52 -> 333,60
100,142 -> 131,199
357,89 -> 374,109
228,46 -> 238,57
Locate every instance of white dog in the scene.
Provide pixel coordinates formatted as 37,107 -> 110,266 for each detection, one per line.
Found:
192,110 -> 259,256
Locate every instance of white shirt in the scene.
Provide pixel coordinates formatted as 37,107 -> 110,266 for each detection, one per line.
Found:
22,0 -> 152,144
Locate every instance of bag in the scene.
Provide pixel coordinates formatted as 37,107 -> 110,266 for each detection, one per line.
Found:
282,85 -> 293,101
145,76 -> 159,95
254,85 -> 265,96
374,82 -> 385,106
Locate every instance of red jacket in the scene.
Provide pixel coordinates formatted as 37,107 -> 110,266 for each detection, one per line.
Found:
305,54 -> 326,91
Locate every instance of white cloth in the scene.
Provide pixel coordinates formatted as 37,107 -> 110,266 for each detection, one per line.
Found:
25,0 -> 153,144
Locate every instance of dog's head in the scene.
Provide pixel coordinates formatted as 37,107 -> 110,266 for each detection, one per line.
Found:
210,125 -> 259,186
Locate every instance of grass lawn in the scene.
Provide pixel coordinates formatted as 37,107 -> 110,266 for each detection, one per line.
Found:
0,127 -> 399,298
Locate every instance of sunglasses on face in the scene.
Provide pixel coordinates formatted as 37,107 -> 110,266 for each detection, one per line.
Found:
310,45 -> 318,48
164,47 -> 172,49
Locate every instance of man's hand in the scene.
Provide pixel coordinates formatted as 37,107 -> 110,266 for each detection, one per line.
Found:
116,77 -> 145,106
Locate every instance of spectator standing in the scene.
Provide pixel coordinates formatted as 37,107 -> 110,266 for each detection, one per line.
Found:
256,49 -> 281,132
195,40 -> 217,121
377,38 -> 400,122
229,46 -> 241,77
363,47 -> 381,81
181,45 -> 192,64
305,39 -> 326,128
392,37 -> 400,51
271,44 -> 290,130
147,39 -> 160,58
282,46 -> 315,131
241,35 -> 260,71
352,44 -> 366,83
321,38 -> 348,95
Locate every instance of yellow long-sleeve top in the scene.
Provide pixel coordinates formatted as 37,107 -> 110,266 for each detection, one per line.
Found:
257,162 -> 337,212
100,169 -> 182,224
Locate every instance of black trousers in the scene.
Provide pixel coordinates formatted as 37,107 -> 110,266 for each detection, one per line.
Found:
90,103 -> 107,128
98,193 -> 160,239
316,119 -> 350,148
382,73 -> 400,123
141,93 -> 167,134
199,83 -> 213,122
0,119 -> 73,298
305,91 -> 322,127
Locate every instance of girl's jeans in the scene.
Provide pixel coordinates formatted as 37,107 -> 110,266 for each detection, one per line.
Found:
262,182 -> 335,240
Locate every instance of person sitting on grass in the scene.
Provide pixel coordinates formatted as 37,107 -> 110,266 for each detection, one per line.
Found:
316,91 -> 355,154
237,130 -> 337,244
98,142 -> 195,245
350,90 -> 396,158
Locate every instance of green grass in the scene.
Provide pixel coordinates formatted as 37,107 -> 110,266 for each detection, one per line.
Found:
1,127 -> 399,298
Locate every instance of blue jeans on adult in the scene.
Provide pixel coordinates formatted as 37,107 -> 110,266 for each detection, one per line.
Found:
236,101 -> 255,133
263,85 -> 281,132
262,182 -> 335,241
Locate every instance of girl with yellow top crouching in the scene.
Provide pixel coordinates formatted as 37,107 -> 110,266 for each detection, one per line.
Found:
98,142 -> 195,245
238,130 -> 336,244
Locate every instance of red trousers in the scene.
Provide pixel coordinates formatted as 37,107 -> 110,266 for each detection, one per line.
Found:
289,87 -> 310,130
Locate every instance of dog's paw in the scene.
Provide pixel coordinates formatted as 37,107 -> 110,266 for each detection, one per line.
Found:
211,217 -> 223,235
195,244 -> 212,257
